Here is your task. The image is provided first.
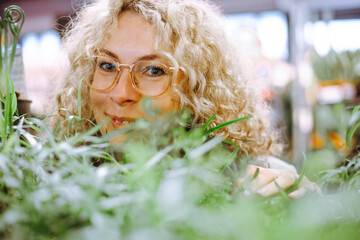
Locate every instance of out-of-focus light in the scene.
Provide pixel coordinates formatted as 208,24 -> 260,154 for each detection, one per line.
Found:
298,61 -> 313,88
329,19 -> 360,52
257,12 -> 288,60
225,13 -> 257,31
22,30 -> 61,69
299,108 -> 313,134
304,19 -> 360,54
225,11 -> 288,61
303,21 -> 314,46
312,21 -> 331,56
21,30 -> 62,116
22,33 -> 41,68
39,30 -> 61,67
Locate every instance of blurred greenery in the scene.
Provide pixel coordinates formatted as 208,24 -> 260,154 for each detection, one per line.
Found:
0,6 -> 25,146
311,49 -> 360,83
0,107 -> 359,240
0,5 -> 360,240
304,149 -> 339,181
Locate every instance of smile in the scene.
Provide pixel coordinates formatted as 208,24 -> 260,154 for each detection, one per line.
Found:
114,119 -> 130,124
107,114 -> 135,128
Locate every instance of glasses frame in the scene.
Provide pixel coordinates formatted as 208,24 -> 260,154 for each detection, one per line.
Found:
88,55 -> 175,97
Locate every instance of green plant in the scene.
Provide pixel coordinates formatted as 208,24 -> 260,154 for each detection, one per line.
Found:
0,5 -> 25,146
346,104 -> 360,147
311,49 -> 360,83
318,104 -> 360,192
0,108 -> 359,240
0,5 -> 359,240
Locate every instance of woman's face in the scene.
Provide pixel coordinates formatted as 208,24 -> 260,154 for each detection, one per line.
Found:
89,11 -> 180,143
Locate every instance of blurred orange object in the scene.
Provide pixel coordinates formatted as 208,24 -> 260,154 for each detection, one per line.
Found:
328,132 -> 349,153
311,132 -> 325,149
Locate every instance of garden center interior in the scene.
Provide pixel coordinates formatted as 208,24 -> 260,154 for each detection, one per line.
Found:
1,0 -> 360,173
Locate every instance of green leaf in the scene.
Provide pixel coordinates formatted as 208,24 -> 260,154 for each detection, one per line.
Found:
201,114 -> 215,132
274,180 -> 291,201
203,115 -> 252,136
252,167 -> 260,180
24,118 -> 41,132
222,139 -> 241,149
286,163 -> 306,195
10,87 -> 17,116
69,120 -> 107,146
2,133 -> 17,155
219,147 -> 239,172
188,136 -> 224,159
346,110 -> 360,146
346,122 -> 360,147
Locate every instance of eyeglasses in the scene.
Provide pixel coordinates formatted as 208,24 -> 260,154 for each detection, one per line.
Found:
87,55 -> 174,96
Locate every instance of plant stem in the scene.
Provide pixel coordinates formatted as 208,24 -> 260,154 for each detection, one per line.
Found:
0,6 -> 25,146
0,21 -> 3,73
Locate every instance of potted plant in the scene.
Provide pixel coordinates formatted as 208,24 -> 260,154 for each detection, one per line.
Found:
0,5 -> 31,140
311,49 -> 360,104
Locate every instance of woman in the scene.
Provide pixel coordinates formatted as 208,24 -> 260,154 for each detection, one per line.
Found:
54,0 -> 317,198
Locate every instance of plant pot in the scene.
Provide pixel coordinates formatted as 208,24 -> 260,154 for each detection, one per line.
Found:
317,79 -> 356,104
17,98 -> 32,116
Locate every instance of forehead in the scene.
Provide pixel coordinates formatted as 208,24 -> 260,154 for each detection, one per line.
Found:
104,11 -> 155,61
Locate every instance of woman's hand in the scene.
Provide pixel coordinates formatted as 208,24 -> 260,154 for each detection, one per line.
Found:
236,165 -> 321,199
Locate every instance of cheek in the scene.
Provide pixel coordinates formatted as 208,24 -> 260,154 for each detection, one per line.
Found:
90,90 -> 108,125
90,90 -> 106,111
90,90 -> 108,135
154,89 -> 180,112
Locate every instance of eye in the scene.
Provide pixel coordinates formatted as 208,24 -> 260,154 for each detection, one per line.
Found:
141,66 -> 166,77
97,61 -> 117,72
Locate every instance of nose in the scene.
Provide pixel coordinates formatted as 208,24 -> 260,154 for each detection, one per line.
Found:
109,69 -> 141,106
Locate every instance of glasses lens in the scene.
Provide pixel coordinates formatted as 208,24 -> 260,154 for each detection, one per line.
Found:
90,56 -> 119,91
132,61 -> 171,96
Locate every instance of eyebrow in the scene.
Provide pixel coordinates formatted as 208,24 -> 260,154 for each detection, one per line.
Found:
98,48 -> 159,62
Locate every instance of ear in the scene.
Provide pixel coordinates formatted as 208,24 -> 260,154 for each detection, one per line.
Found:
169,69 -> 186,111
174,69 -> 187,89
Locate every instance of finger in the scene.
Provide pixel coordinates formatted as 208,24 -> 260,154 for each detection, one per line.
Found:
236,165 -> 263,188
297,176 -> 312,187
288,182 -> 322,199
288,187 -> 306,199
245,164 -> 261,176
248,168 -> 279,191
295,176 -> 322,195
256,170 -> 297,197
237,165 -> 277,190
300,181 -> 322,195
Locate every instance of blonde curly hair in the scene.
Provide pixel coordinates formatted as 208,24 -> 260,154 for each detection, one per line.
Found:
55,0 -> 283,156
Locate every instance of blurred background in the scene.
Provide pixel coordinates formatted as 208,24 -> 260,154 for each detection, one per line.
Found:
1,0 -> 360,174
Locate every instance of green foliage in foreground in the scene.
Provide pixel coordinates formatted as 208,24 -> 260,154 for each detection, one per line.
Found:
0,4 -> 359,240
0,110 -> 359,240
0,6 -> 25,145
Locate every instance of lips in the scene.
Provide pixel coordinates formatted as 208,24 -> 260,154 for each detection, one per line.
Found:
107,114 -> 135,128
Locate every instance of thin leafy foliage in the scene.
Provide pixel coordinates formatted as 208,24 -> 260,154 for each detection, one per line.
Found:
318,104 -> 360,193
0,100 -> 359,239
0,6 -> 25,147
0,5 -> 359,240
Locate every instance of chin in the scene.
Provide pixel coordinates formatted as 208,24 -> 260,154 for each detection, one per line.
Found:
109,134 -> 127,145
